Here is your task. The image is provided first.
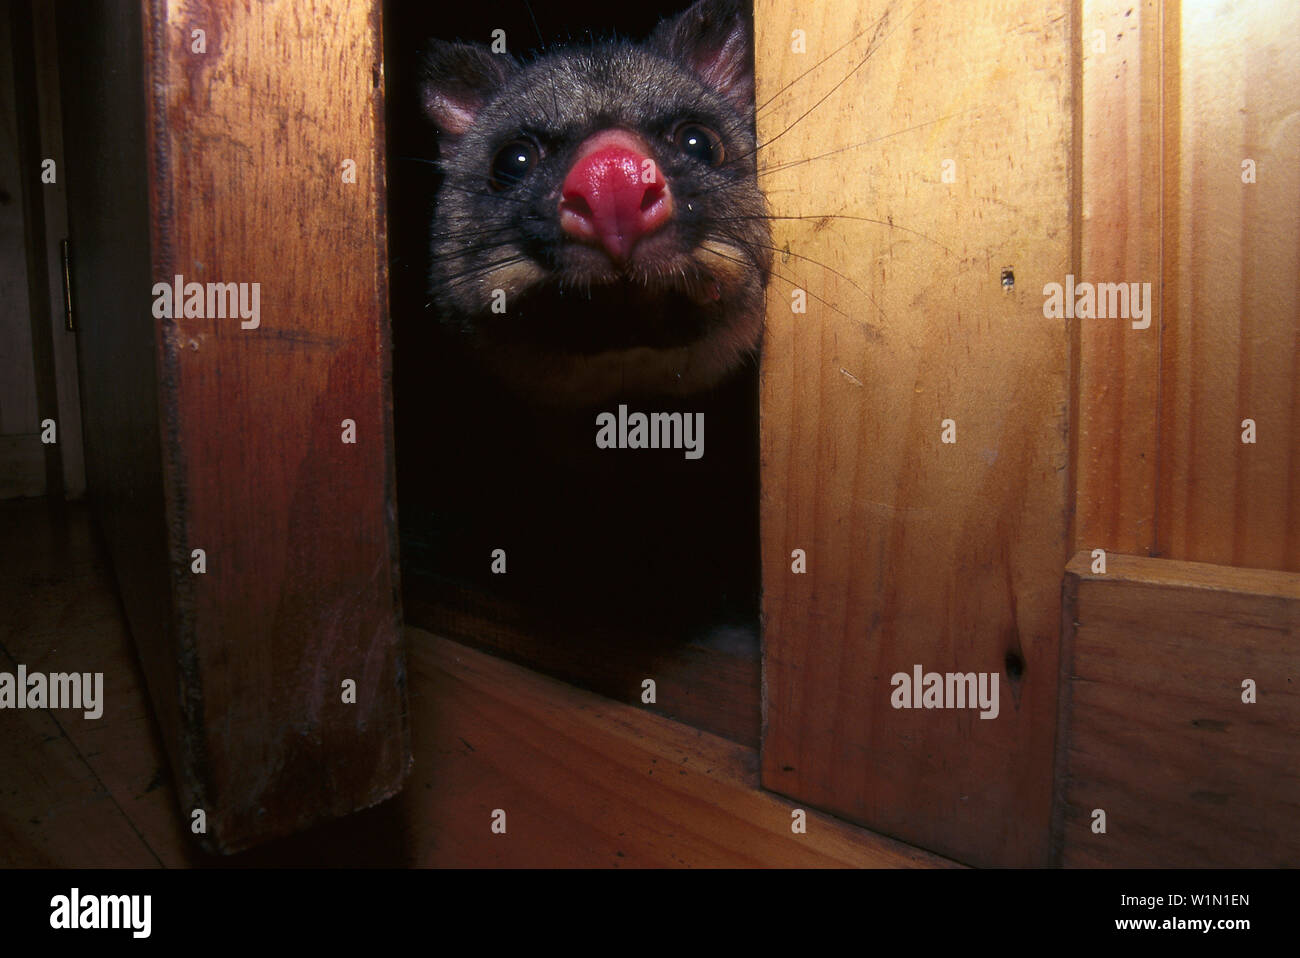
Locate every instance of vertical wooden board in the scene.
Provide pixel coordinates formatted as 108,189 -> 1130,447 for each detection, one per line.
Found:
1074,0 -> 1160,557
60,0 -> 407,854
1159,1 -> 1300,571
1056,553 -> 1300,867
755,0 -> 1072,866
141,0 -> 407,850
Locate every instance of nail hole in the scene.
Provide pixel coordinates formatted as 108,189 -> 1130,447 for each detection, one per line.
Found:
1000,267 -> 1015,291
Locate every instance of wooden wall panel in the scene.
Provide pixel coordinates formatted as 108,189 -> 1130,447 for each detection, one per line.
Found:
755,0 -> 1072,866
1158,1 -> 1300,571
1055,552 -> 1300,866
59,0 -> 408,853
1073,0 -> 1161,557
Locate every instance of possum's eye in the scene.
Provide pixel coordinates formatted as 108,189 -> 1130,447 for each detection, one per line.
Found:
672,123 -> 724,167
490,139 -> 539,190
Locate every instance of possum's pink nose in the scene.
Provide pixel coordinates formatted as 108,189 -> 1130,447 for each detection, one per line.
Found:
559,130 -> 673,263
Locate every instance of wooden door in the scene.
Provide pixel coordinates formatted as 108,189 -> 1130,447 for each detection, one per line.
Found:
56,0 -> 408,854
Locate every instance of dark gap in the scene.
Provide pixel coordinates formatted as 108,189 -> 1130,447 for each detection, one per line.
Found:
382,1 -> 762,745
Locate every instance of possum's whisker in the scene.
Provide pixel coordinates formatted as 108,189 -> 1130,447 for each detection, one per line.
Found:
746,0 -> 927,162
703,245 -> 869,321
436,181 -> 532,206
757,110 -> 975,178
519,0 -> 561,120
717,235 -> 871,298
426,224 -> 520,252
438,255 -> 531,288
425,238 -> 521,265
426,244 -> 520,268
753,9 -> 891,115
713,213 -> 951,254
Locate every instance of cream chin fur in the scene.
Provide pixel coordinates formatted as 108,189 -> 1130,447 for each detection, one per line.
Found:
481,300 -> 763,405
471,238 -> 763,404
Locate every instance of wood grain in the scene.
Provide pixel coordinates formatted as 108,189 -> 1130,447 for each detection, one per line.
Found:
0,500 -> 178,866
1158,0 -> 1300,571
0,647 -> 161,868
754,0 -> 1073,867
405,580 -> 761,748
401,628 -> 956,868
1074,0 -> 1161,557
1055,551 -> 1300,867
1,500 -> 953,868
59,0 -> 408,853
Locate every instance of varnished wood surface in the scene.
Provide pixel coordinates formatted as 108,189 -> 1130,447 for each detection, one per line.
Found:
1075,1 -> 1299,571
405,579 -> 762,749
1055,551 -> 1300,867
754,0 -> 1073,867
0,499 -> 952,868
401,628 -> 955,867
58,0 -> 408,853
1073,0 -> 1161,557
1157,1 -> 1300,571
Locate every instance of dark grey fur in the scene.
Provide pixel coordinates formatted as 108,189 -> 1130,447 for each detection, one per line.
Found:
420,0 -> 772,402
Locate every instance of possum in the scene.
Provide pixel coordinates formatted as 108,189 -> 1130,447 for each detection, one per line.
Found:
418,0 -> 772,404
392,0 -> 770,632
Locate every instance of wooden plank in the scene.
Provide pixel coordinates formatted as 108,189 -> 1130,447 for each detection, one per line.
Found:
1,499 -> 952,867
401,629 -> 956,868
58,0 -> 408,853
754,0 -> 1073,866
1157,1 -> 1300,571
404,580 -> 761,748
1055,551 -> 1300,866
0,500 -> 194,867
1074,0 -> 1161,556
0,646 -> 161,868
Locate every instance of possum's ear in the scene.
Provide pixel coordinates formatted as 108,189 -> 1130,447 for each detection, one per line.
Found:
419,40 -> 517,136
649,0 -> 754,113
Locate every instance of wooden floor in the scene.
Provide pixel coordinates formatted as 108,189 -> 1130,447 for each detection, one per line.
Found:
0,498 -> 953,867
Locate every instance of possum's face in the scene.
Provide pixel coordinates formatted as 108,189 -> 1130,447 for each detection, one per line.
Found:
421,0 -> 771,403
